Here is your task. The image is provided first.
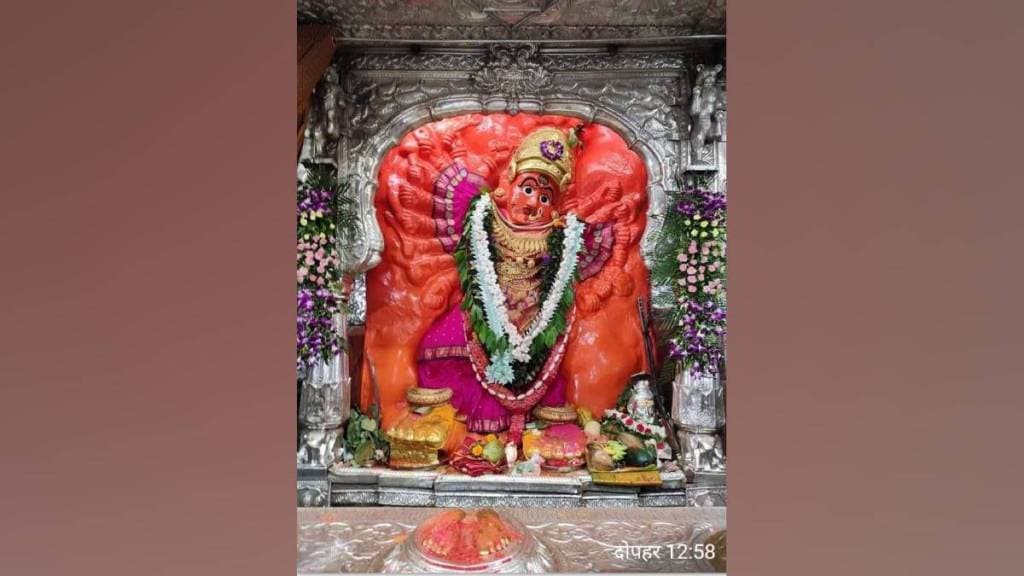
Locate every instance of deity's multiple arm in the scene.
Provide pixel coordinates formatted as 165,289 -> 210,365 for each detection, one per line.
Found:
379,119 -> 646,316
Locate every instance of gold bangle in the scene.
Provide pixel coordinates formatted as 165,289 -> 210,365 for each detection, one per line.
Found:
406,386 -> 453,406
533,404 -> 578,423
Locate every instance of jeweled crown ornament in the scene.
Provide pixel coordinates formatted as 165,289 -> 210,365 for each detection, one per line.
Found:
507,126 -> 576,189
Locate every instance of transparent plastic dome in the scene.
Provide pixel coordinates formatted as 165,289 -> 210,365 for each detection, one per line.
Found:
369,509 -> 562,573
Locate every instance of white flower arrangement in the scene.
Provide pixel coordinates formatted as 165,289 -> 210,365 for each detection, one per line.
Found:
603,408 -> 667,439
468,194 -> 586,368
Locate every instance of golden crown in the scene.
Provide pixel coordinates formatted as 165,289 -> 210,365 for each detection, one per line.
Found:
507,126 -> 576,189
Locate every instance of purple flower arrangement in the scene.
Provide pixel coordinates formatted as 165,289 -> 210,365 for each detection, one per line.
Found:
667,187 -> 727,376
296,176 -> 344,370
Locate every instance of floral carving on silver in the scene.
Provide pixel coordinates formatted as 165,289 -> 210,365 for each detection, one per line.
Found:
453,0 -> 569,28
296,0 -> 725,40
672,366 -> 725,431
473,44 -> 552,97
678,429 -> 726,475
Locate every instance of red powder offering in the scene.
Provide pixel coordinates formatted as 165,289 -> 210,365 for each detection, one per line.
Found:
416,509 -> 524,565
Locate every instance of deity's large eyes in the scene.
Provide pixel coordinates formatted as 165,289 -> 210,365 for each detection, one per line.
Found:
522,186 -> 534,195
539,194 -> 550,205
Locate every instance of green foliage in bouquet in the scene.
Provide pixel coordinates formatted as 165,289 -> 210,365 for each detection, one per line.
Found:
344,405 -> 389,467
649,176 -> 727,379
296,161 -> 362,369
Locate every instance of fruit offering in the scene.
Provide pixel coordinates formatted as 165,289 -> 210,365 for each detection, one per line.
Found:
450,435 -> 508,476
586,438 -> 658,473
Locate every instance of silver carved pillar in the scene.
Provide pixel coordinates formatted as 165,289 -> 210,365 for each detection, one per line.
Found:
297,288 -> 351,507
673,367 -> 726,477
675,61 -> 727,490
297,66 -> 352,506
297,303 -> 350,463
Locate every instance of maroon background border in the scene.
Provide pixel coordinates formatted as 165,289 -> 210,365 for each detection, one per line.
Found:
1,1 -> 1022,575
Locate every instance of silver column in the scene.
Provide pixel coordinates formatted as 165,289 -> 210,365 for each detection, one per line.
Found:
675,61 -> 727,487
297,69 -> 352,504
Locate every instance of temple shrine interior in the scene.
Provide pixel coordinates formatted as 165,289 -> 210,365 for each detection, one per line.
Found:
296,2 -> 727,573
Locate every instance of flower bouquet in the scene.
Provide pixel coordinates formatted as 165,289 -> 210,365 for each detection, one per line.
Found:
296,161 -> 359,372
651,184 -> 727,379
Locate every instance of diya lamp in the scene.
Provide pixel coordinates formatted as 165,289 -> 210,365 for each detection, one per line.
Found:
385,387 -> 456,469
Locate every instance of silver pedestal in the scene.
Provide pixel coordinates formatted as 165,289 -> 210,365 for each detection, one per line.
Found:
297,302 -> 352,506
672,367 -> 727,477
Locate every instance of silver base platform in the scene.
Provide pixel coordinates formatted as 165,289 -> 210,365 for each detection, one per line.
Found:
298,506 -> 727,574
303,464 -> 726,508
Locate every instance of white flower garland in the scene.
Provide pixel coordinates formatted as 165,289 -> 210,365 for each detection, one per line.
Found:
603,409 -> 667,439
468,194 -> 585,365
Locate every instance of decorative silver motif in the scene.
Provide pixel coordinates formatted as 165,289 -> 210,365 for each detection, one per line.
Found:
298,480 -> 330,507
582,492 -> 640,507
542,52 -> 687,72
688,63 -> 725,165
298,354 -> 349,430
297,0 -> 726,42
473,44 -> 551,98
330,23 -> 714,42
298,507 -> 726,573
326,45 -> 699,272
309,67 -> 343,161
321,466 -> 702,508
672,365 -> 725,431
296,309 -> 350,468
638,490 -> 689,507
297,427 -> 345,469
345,272 -> 366,325
453,0 -> 570,29
685,482 -> 727,507
377,487 -> 436,506
331,486 -> 380,506
678,429 -> 726,475
434,469 -> 587,494
634,481 -> 692,508
436,492 -> 582,508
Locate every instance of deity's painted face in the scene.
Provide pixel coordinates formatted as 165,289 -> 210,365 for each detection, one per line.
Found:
504,171 -> 558,226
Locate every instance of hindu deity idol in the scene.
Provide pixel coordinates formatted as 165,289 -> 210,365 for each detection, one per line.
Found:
362,114 -> 650,445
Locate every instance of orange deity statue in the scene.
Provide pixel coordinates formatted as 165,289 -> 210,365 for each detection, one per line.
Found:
360,113 -> 649,445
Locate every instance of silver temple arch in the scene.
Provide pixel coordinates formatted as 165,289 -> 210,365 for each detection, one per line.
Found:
301,44 -> 726,276
348,95 -> 675,273
298,39 -> 728,507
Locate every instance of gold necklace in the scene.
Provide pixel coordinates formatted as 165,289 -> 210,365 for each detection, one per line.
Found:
490,205 -> 550,257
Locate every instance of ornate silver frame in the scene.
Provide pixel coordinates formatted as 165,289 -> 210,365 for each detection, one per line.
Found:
298,40 -> 727,506
303,43 -> 725,274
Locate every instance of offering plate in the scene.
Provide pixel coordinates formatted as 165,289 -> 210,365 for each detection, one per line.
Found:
369,508 -> 562,573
